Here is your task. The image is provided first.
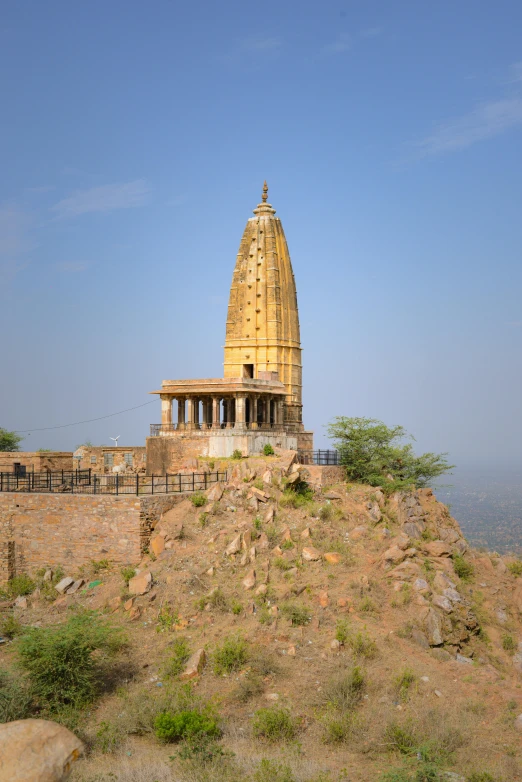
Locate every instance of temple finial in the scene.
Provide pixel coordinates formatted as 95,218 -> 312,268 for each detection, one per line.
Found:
262,180 -> 268,203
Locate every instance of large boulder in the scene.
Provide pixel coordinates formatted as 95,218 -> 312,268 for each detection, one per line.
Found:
0,719 -> 84,781
128,570 -> 152,595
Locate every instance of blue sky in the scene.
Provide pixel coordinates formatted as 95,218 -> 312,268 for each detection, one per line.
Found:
1,1 -> 521,468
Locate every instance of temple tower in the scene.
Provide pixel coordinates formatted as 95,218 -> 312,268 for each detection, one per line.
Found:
224,183 -> 303,431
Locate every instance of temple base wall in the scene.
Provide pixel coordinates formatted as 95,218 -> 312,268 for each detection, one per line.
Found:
146,430 -> 298,474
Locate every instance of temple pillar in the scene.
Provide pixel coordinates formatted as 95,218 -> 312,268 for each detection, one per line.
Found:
204,399 -> 212,428
160,395 -> 172,428
276,398 -> 284,427
235,394 -> 246,429
226,398 -> 233,428
250,395 -> 258,429
187,397 -> 195,430
177,397 -> 186,430
194,398 -> 200,428
262,396 -> 270,427
212,397 -> 220,428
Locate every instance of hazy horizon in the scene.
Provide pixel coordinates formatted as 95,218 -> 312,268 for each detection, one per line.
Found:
1,1 -> 521,472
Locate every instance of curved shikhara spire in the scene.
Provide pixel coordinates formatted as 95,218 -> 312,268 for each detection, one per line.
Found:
223,185 -> 303,429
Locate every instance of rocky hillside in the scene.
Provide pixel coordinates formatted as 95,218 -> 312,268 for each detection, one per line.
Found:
2,451 -> 522,782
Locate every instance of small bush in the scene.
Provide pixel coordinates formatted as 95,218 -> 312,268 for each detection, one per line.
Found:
263,444 -> 275,456
253,516 -> 262,530
231,449 -> 243,460
199,512 -> 209,528
507,560 -> 522,577
8,574 -> 35,596
466,774 -> 497,782
156,604 -> 180,633
165,637 -> 191,677
322,712 -> 364,744
0,670 -> 33,722
275,556 -> 294,572
91,559 -> 111,573
253,758 -> 294,782
94,720 -> 124,754
208,587 -> 228,612
120,566 -> 136,585
335,619 -> 350,645
358,596 -> 378,614
252,707 -> 297,742
16,610 -> 125,711
348,630 -> 377,659
280,601 -> 311,626
453,554 -> 474,581
394,668 -> 417,702
385,721 -> 418,755
235,672 -> 264,702
191,492 -> 207,508
231,600 -> 242,616
323,666 -> 366,711
213,634 -> 249,675
154,708 -> 220,742
1,613 -> 23,639
502,634 -> 516,653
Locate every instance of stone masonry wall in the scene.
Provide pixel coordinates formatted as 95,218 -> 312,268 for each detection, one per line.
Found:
0,452 -> 73,473
0,492 -> 186,584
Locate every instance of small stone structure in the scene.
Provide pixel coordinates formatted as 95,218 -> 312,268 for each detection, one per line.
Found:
73,445 -> 147,474
0,451 -> 73,475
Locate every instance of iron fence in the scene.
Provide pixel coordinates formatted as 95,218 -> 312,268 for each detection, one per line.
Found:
0,468 -> 227,496
298,450 -> 341,466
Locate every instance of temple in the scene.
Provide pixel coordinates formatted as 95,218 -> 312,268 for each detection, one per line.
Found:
146,184 -> 313,473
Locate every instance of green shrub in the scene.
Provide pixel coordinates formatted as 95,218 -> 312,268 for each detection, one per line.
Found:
120,566 -> 136,585
358,596 -> 378,614
335,619 -> 350,645
453,554 -> 474,581
208,587 -> 228,612
8,574 -> 35,596
16,610 -> 125,711
252,707 -> 297,742
279,481 -> 314,509
507,560 -> 522,577
502,634 -> 516,653
275,557 -> 294,572
191,492 -> 207,508
154,708 -> 220,742
235,672 -> 264,702
394,668 -> 417,702
253,758 -> 294,782
213,634 -> 249,675
323,666 -> 366,711
94,720 -> 124,754
280,601 -> 311,626
385,721 -> 418,755
348,630 -> 377,659
232,449 -> 243,460
263,444 -> 275,456
165,637 -> 191,677
253,516 -> 262,530
156,604 -> 180,632
199,512 -> 210,527
231,601 -> 243,616
91,559 -> 111,573
0,670 -> 33,722
466,773 -> 497,782
322,713 -> 364,744
1,613 -> 23,639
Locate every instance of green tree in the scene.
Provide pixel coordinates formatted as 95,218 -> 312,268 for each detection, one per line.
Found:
327,417 -> 453,491
0,428 -> 23,452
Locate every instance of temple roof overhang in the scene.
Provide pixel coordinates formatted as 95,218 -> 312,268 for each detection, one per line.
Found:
150,377 -> 286,397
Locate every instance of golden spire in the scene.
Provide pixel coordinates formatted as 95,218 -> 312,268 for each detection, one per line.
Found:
262,180 -> 268,203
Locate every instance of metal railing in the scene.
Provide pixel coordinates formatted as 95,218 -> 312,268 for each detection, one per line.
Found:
0,468 -> 227,496
150,422 -> 280,435
298,450 -> 341,466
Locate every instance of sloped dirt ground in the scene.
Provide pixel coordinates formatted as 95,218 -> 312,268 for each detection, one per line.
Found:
3,453 -> 522,781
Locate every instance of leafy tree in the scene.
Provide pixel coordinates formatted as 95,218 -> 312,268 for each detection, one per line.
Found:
0,428 -> 23,452
327,417 -> 453,491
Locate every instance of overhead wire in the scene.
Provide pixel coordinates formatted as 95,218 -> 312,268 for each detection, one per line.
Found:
14,400 -> 155,433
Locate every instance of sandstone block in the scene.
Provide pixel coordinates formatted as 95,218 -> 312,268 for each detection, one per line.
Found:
432,594 -> 453,613
424,608 -> 444,646
0,718 -> 84,782
150,535 -> 165,556
242,569 -> 256,590
128,571 -> 152,595
323,552 -> 341,564
180,649 -> 206,681
301,527 -> 311,539
129,606 -> 141,621
225,534 -> 242,556
424,541 -> 451,557
124,598 -> 135,611
66,579 -> 84,595
206,482 -> 224,502
302,546 -> 321,562
251,487 -> 269,502
324,491 -> 342,500
382,546 -> 407,565
264,506 -> 274,523
319,590 -> 329,608
55,577 -> 75,594
350,526 -> 368,540
107,596 -> 122,613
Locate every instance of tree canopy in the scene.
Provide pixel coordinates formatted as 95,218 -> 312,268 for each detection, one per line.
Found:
327,417 -> 453,491
0,428 -> 23,452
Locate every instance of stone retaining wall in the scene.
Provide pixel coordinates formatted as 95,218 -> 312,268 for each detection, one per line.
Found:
0,492 -> 185,584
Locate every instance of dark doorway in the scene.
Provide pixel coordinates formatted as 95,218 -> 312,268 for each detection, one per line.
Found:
242,364 -> 254,378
